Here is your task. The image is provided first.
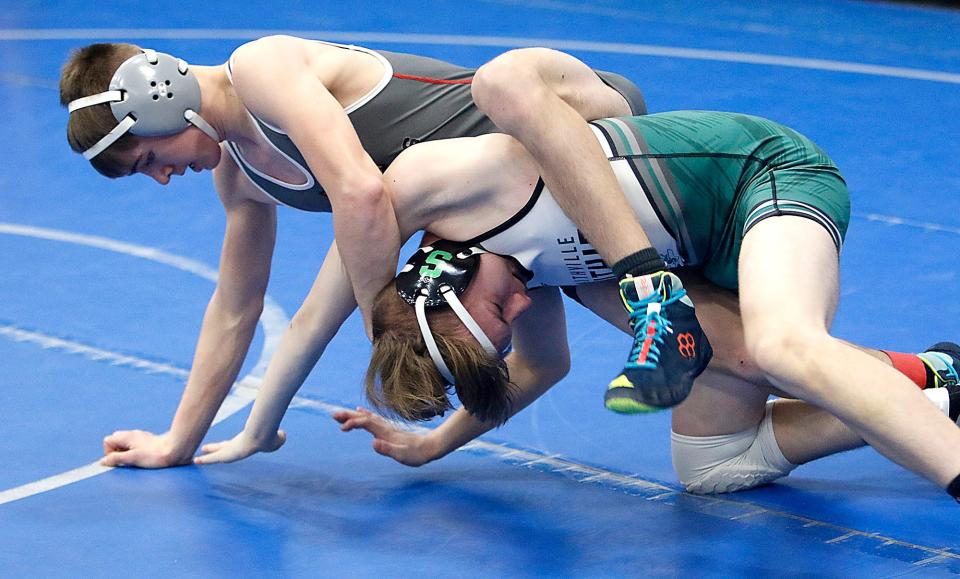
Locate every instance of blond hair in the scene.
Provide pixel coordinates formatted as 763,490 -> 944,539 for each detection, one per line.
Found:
365,281 -> 515,425
59,43 -> 142,177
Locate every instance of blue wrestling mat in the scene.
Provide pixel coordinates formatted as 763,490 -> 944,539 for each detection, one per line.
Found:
1,0 -> 958,576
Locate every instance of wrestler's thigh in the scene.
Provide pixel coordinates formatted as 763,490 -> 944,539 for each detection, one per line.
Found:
672,367 -> 775,437
680,269 -> 763,383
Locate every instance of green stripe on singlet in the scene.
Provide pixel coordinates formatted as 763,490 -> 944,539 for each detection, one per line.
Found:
602,118 -> 638,155
640,158 -> 684,234
623,120 -> 698,263
592,118 -> 700,264
639,155 -> 699,264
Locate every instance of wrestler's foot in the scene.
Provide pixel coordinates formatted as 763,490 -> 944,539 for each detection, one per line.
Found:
919,342 -> 960,389
605,271 -> 712,414
919,343 -> 960,423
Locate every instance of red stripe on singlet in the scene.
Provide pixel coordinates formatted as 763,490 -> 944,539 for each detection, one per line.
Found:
392,73 -> 473,85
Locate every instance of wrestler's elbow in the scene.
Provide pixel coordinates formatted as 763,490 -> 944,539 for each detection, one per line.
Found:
519,353 -> 571,388
330,173 -> 388,214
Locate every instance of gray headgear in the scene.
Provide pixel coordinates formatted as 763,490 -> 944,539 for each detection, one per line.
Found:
67,49 -> 220,160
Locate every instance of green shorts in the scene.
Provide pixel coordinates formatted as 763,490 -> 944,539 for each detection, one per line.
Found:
702,162 -> 850,289
595,112 -> 852,290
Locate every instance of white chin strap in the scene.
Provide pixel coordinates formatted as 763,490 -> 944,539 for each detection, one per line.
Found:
68,99 -> 220,161
414,287 -> 498,385
184,110 -> 220,143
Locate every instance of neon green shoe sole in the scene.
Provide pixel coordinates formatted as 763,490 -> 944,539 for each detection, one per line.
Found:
604,395 -> 660,414
604,376 -> 663,414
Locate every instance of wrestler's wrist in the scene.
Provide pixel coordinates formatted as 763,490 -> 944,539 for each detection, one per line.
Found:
243,425 -> 278,448
164,428 -> 203,462
423,430 -> 453,463
159,432 -> 198,465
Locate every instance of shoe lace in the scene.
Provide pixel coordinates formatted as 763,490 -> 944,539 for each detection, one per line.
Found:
941,366 -> 959,388
927,352 -> 960,388
625,286 -> 687,369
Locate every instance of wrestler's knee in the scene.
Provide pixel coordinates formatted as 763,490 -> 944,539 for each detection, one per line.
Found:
744,322 -> 830,389
472,48 -> 562,130
671,402 -> 796,494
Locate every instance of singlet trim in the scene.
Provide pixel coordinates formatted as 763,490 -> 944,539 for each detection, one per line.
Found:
324,41 -> 394,114
463,179 -> 546,246
222,40 -> 395,198
589,120 -> 674,235
589,120 -> 690,261
223,142 -> 292,208
226,40 -> 393,119
224,59 -> 317,193
231,122 -> 316,190
744,198 -> 843,250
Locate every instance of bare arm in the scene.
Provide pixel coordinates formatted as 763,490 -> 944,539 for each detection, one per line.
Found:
195,133 -> 536,465
382,134 -> 542,242
195,242 -> 358,464
230,36 -> 400,338
102,163 -> 277,467
335,287 -> 571,465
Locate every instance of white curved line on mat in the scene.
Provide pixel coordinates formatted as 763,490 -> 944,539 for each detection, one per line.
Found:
0,29 -> 958,84
856,213 -> 960,235
0,223 -> 288,506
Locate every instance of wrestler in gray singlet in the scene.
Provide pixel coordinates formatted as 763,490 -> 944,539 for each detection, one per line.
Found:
224,41 -> 646,212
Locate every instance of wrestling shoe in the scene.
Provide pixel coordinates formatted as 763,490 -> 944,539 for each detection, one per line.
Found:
919,342 -> 960,423
919,342 -> 960,389
605,271 -> 712,414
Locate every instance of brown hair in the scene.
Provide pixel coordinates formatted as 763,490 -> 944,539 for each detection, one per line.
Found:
59,43 -> 142,177
365,281 -> 516,425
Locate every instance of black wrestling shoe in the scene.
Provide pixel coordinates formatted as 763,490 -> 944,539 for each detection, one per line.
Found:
919,342 -> 960,423
919,342 -> 960,389
605,271 -> 712,413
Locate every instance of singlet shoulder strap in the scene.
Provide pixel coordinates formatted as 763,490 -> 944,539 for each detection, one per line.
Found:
463,179 -> 546,245
223,55 -> 332,212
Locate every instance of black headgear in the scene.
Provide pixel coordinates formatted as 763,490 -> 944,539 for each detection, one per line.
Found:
395,241 -> 497,383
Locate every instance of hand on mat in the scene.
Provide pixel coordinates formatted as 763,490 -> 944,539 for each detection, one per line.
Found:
101,429 -> 188,468
194,429 -> 287,465
333,407 -> 435,467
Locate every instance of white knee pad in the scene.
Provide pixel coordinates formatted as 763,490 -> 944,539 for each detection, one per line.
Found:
671,402 -> 797,495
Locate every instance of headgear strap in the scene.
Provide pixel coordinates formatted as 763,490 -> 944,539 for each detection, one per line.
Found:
67,49 -> 220,160
396,241 -> 498,384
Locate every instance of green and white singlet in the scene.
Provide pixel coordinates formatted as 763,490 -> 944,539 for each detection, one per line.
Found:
467,111 -> 850,290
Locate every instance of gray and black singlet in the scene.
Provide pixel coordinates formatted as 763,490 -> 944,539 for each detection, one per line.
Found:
224,41 -> 647,212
